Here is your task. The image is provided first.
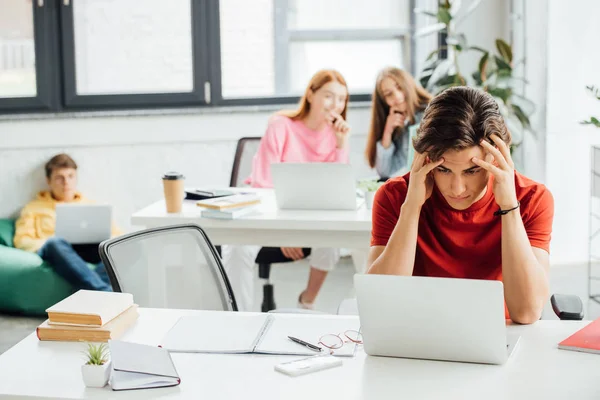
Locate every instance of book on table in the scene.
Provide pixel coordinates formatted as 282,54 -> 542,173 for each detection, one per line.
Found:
161,312 -> 360,357
196,193 -> 260,211
37,304 -> 139,342
200,205 -> 259,220
558,317 -> 600,354
45,290 -> 134,327
109,339 -> 180,391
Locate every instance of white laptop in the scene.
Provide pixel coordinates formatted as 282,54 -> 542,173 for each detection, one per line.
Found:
271,163 -> 361,210
354,274 -> 520,365
55,204 -> 112,244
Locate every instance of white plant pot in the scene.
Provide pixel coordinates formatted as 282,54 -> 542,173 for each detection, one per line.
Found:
81,360 -> 111,388
365,191 -> 377,209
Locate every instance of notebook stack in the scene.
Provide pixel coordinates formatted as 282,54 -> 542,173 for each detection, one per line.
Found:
36,290 -> 139,342
196,193 -> 261,219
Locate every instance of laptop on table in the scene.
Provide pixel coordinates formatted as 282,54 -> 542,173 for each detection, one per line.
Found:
271,163 -> 362,210
354,274 -> 519,365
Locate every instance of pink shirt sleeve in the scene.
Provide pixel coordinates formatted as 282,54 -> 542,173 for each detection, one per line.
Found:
334,147 -> 350,164
249,117 -> 286,188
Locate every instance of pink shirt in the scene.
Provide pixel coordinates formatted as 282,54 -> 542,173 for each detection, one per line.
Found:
247,115 -> 350,188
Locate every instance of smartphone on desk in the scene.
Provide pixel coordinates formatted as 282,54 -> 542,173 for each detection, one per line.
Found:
275,356 -> 342,377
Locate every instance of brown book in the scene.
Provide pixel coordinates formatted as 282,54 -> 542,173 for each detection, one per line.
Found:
37,304 -> 139,342
196,194 -> 260,211
46,290 -> 134,327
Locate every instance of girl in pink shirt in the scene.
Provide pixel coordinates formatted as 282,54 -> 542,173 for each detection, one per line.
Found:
223,69 -> 351,311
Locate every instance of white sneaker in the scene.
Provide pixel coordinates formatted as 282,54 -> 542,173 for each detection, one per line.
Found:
297,292 -> 315,310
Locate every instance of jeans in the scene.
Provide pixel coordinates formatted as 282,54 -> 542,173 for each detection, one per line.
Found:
37,237 -> 112,291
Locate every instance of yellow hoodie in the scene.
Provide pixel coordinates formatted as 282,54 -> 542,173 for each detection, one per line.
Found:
13,191 -> 121,253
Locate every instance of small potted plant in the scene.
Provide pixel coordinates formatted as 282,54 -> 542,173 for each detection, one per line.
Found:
358,179 -> 384,209
81,343 -> 111,388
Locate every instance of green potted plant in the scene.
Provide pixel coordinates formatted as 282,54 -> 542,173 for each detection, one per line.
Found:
358,180 -> 384,209
581,85 -> 600,128
416,0 -> 535,152
81,343 -> 111,388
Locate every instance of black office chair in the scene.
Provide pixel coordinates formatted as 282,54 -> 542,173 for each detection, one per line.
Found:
229,137 -> 311,312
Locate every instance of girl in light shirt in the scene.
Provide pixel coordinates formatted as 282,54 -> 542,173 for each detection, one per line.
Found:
365,67 -> 432,179
222,69 -> 351,311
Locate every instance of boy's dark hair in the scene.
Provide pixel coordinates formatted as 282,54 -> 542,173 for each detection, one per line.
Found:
45,153 -> 77,179
413,86 -> 511,161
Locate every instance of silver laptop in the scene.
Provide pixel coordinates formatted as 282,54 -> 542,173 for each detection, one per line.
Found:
271,163 -> 360,210
55,204 -> 112,244
354,274 -> 520,365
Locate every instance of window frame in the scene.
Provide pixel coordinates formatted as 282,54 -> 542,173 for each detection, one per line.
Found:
0,1 -> 60,112
59,0 -> 209,109
0,0 -> 420,114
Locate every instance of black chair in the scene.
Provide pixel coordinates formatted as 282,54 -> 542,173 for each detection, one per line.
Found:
230,137 -> 311,312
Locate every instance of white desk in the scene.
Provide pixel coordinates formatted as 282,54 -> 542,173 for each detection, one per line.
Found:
131,189 -> 372,249
0,309 -> 598,400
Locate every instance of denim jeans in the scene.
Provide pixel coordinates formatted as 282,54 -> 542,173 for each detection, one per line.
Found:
37,237 -> 112,291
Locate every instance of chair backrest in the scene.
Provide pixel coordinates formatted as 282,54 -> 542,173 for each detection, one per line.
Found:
230,137 -> 262,187
99,224 -> 237,311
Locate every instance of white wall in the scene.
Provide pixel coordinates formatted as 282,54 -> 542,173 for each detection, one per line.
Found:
0,107 -> 374,232
545,0 -> 600,265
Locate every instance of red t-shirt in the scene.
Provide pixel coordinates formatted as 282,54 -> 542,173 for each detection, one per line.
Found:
371,171 -> 554,282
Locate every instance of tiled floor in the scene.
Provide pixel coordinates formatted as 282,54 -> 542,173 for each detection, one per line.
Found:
1,258 -> 599,355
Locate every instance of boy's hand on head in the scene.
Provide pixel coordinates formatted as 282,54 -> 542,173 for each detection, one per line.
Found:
405,152 -> 444,209
472,135 -> 518,210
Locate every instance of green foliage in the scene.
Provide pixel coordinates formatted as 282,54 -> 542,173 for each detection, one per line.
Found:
357,180 -> 384,192
415,0 -> 535,149
83,343 -> 109,366
581,86 -> 600,128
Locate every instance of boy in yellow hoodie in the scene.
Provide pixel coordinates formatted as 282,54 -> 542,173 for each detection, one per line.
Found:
14,153 -> 120,291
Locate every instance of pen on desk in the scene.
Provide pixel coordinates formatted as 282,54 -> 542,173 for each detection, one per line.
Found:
288,336 -> 322,352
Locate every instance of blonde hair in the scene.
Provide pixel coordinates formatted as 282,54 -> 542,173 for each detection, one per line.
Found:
278,69 -> 349,121
365,67 -> 432,168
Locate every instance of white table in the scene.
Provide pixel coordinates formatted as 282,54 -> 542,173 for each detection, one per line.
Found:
131,189 -> 372,249
0,309 -> 598,400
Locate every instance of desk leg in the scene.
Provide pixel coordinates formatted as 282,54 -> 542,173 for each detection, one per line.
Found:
350,248 -> 369,274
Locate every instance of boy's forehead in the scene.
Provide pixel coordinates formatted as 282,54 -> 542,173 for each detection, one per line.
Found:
440,147 -> 485,166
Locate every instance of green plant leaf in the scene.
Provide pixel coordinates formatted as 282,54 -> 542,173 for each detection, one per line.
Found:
511,104 -> 531,129
415,23 -> 446,38
437,8 -> 452,24
511,93 -> 536,116
581,117 -> 600,127
488,87 -> 512,103
495,39 -> 513,63
84,343 -> 109,366
494,56 -> 512,72
586,85 -> 600,100
472,71 -> 483,86
426,59 -> 454,92
494,76 -> 529,89
478,52 -> 489,80
469,46 -> 488,54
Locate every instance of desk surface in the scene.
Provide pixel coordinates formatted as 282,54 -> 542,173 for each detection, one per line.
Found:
131,189 -> 372,248
0,309 -> 598,400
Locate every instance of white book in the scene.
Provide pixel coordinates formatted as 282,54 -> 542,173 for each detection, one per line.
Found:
161,313 -> 360,357
201,206 -> 259,220
46,290 -> 134,327
109,340 -> 180,391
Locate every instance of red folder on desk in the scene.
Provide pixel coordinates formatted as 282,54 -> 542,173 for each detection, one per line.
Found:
558,318 -> 600,354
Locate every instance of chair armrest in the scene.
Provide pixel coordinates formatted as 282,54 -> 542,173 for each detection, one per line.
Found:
551,294 -> 584,320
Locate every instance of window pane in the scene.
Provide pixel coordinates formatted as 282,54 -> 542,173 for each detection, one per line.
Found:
219,0 -> 275,98
219,0 -> 410,99
289,40 -> 403,94
0,0 -> 36,98
288,0 -> 411,30
73,0 -> 193,95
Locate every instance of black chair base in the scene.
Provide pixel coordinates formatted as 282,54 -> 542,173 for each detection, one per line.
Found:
261,284 -> 276,312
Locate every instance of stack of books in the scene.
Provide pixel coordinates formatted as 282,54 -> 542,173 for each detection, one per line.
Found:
36,290 -> 139,342
196,193 -> 261,219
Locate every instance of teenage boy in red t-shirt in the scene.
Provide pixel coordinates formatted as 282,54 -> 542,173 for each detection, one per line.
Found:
368,86 -> 553,325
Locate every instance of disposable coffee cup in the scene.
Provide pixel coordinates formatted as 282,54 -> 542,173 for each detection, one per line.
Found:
162,172 -> 185,213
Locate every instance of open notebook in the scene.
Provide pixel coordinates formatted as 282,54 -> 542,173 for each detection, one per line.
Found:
161,313 -> 360,357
